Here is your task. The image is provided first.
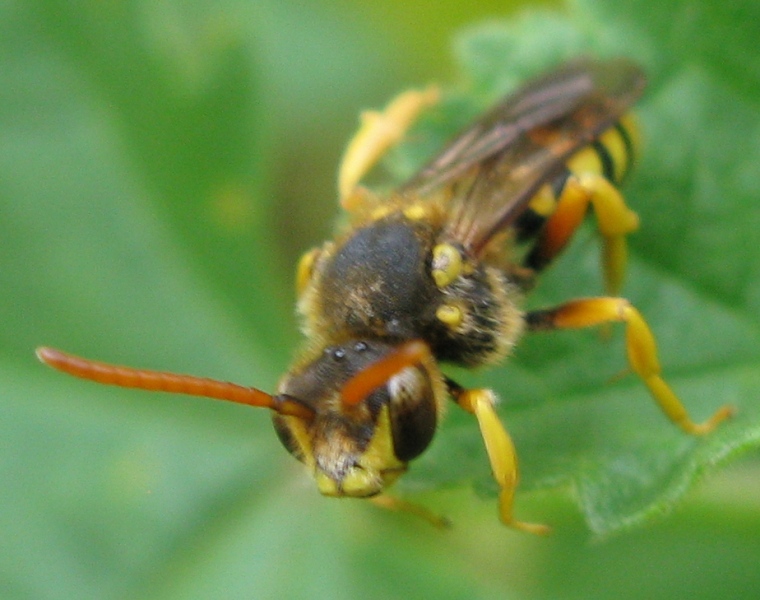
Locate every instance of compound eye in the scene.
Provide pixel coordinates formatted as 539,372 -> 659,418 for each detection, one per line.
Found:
387,366 -> 437,462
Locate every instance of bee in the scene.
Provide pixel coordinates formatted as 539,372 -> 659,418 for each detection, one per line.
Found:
37,58 -> 733,533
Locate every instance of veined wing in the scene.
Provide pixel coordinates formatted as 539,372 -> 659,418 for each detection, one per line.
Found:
399,58 -> 646,255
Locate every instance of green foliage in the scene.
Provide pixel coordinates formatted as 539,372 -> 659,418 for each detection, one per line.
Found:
1,0 -> 758,599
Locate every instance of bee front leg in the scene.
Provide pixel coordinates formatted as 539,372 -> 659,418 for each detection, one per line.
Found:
526,297 -> 735,434
447,379 -> 551,535
525,173 -> 639,296
338,86 -> 439,211
370,494 -> 451,529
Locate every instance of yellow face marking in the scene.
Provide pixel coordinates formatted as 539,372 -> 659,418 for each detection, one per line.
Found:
315,405 -> 405,498
355,406 -> 405,480
431,243 -> 463,288
281,415 -> 316,470
315,471 -> 340,496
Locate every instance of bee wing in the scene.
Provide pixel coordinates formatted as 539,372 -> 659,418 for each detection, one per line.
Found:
399,58 -> 646,255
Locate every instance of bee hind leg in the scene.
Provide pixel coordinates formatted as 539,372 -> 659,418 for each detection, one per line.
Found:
526,297 -> 735,435
447,379 -> 551,535
338,86 -> 439,211
525,173 -> 639,296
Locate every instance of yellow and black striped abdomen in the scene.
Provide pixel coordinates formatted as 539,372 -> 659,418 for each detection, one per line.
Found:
566,113 -> 639,185
515,113 -> 639,244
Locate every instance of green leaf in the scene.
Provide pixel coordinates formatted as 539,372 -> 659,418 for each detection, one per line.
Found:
2,0 -> 759,598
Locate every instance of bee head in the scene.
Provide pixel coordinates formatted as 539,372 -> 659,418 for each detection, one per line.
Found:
272,340 -> 444,498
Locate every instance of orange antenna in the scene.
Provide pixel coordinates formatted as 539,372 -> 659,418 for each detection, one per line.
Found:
36,347 -> 314,420
340,340 -> 430,406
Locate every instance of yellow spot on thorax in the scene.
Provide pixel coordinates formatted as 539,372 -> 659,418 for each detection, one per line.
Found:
436,304 -> 463,328
431,243 -> 464,288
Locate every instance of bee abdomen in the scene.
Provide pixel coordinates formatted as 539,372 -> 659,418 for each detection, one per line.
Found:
515,114 -> 639,244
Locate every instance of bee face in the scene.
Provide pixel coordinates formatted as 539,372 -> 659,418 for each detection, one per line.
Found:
272,339 -> 443,498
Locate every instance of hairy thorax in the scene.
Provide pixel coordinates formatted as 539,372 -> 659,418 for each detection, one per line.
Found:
299,210 -> 525,368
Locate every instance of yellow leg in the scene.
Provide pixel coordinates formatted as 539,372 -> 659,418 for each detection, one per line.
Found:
450,384 -> 551,535
529,173 -> 640,296
370,494 -> 451,529
338,86 -> 439,211
295,246 -> 320,297
526,297 -> 735,435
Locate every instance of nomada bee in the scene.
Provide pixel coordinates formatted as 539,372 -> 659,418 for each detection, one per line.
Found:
38,58 -> 733,533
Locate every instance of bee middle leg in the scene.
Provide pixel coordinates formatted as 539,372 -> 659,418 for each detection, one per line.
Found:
524,173 -> 640,296
526,297 -> 734,435
338,86 -> 439,211
447,378 -> 551,535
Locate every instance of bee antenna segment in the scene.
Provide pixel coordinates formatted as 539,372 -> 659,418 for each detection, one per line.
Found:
35,346 -> 314,420
340,340 -> 430,406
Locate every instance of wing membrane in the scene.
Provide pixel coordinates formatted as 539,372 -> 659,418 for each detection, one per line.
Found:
400,58 -> 646,255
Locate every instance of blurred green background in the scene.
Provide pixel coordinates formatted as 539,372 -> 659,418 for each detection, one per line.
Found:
2,0 -> 759,599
